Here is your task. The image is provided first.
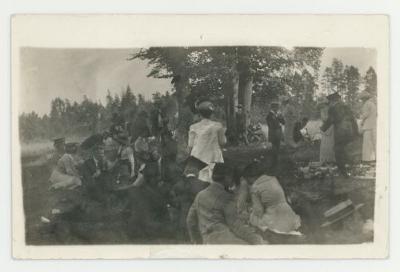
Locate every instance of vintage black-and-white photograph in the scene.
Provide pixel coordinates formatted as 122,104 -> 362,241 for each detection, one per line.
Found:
18,46 -> 378,246
12,15 -> 389,259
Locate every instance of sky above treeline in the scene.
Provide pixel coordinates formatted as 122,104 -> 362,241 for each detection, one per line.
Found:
19,47 -> 376,116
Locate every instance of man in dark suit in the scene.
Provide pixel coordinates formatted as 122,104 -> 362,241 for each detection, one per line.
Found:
79,135 -> 107,202
321,92 -> 358,177
266,101 -> 285,175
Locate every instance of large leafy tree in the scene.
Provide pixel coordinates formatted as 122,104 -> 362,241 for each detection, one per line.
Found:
132,46 -> 324,143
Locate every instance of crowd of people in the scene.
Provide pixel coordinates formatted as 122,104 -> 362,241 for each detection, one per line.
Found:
40,90 -> 377,244
269,90 -> 377,177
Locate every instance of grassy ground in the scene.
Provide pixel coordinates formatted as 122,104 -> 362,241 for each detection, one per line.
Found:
20,139 -> 374,245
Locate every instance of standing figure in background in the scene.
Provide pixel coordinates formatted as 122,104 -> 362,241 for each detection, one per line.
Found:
321,92 -> 358,177
110,112 -> 126,137
359,91 -> 377,162
266,101 -> 285,175
318,97 -> 336,163
281,96 -> 296,148
114,133 -> 135,179
134,127 -> 160,172
129,110 -> 151,143
292,117 -> 309,147
236,104 -> 249,145
151,98 -> 166,140
187,100 -> 227,183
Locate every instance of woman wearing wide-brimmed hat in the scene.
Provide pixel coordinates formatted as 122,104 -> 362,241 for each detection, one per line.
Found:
359,91 -> 377,162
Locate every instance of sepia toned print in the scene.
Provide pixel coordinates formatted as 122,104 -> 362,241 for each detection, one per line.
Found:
12,15 -> 389,259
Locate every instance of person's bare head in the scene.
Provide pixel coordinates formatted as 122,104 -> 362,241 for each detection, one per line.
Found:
197,100 -> 214,119
212,163 -> 234,190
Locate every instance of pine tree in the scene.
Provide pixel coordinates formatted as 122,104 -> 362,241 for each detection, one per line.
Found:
344,65 -> 361,107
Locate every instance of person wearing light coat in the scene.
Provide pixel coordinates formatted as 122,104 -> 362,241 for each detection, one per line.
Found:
359,91 -> 377,162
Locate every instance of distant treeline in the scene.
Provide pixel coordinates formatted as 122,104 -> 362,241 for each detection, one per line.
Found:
19,86 -> 176,142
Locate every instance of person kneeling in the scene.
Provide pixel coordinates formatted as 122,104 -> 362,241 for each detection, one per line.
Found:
186,163 -> 266,245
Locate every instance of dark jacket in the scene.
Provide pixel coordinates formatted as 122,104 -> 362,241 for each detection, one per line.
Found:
79,157 -> 106,200
266,111 -> 285,144
321,101 -> 358,145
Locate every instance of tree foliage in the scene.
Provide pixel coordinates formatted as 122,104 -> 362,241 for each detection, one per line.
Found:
19,86 -> 156,142
132,46 -> 325,133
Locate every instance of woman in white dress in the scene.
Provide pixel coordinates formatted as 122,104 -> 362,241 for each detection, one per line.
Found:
319,98 -> 336,164
49,142 -> 82,190
359,91 -> 377,162
187,100 -> 227,182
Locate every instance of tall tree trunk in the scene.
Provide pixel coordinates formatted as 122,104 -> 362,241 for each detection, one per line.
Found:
172,72 -> 191,159
239,74 -> 253,128
237,47 -> 253,130
223,65 -> 239,144
238,65 -> 253,130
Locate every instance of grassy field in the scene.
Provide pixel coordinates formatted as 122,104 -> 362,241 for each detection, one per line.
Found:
20,136 -> 374,245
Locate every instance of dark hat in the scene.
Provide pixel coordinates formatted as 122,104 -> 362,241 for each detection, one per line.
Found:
113,133 -> 130,145
53,137 -> 65,146
184,156 -> 207,177
80,134 -> 104,150
212,163 -> 232,182
242,160 -> 265,178
237,104 -> 243,109
327,92 -> 341,101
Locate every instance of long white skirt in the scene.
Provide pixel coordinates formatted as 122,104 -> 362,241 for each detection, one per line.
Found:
362,129 -> 376,161
49,170 -> 82,189
320,126 -> 335,163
